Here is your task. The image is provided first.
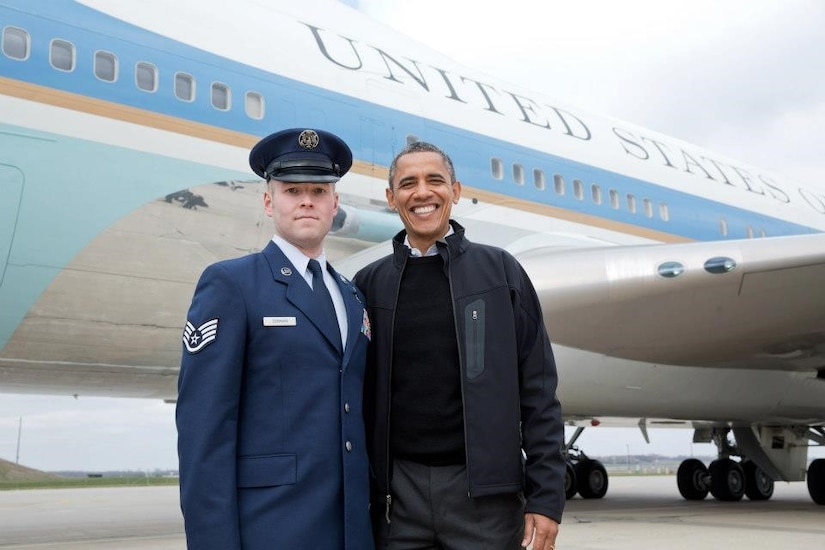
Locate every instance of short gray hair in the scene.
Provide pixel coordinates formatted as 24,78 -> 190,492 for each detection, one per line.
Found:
387,141 -> 456,188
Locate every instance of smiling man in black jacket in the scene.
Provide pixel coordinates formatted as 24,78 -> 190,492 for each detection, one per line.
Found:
354,141 -> 565,550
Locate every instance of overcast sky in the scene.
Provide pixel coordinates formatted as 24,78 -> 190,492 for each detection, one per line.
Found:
2,0 -> 824,472
358,0 -> 824,186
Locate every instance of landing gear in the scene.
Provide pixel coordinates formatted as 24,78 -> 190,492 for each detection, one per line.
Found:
676,457 -> 754,502
742,461 -> 774,501
563,426 -> 608,500
709,458 -> 745,501
564,461 -> 577,500
575,459 -> 609,499
676,458 -> 709,500
808,458 -> 825,505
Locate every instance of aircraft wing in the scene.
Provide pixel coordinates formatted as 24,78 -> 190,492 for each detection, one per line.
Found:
515,232 -> 825,372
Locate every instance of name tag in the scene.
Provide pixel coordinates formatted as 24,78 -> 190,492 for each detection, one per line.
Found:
263,316 -> 297,327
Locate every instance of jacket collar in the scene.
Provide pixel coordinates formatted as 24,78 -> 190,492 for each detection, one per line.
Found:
391,220 -> 468,267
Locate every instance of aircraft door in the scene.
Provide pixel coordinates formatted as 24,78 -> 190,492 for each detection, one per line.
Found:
0,164 -> 23,286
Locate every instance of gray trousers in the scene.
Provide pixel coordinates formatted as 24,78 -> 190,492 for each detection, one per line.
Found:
374,459 -> 525,550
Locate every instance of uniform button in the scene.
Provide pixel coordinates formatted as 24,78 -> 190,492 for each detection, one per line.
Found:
344,403 -> 351,413
345,441 -> 352,452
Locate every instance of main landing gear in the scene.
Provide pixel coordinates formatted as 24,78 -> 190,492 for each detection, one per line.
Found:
676,426 -> 825,504
563,427 -> 609,500
676,457 -> 773,501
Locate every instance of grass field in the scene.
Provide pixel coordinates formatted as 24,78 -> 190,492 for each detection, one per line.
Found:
0,475 -> 179,490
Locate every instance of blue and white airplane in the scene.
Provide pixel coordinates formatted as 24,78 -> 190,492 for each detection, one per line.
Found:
1,0 -> 824,503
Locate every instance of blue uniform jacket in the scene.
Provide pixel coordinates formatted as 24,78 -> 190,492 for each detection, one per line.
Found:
176,240 -> 374,550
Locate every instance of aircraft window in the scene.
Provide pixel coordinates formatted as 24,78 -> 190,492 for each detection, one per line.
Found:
643,198 -> 653,218
136,62 -> 158,92
719,218 -> 728,236
175,72 -> 195,101
626,193 -> 637,213
406,134 -> 419,145
659,202 -> 670,221
553,174 -> 565,195
245,91 -> 265,119
491,158 -> 503,180
94,51 -> 117,82
211,82 -> 230,110
2,26 -> 30,60
533,169 -> 546,191
591,184 -> 603,205
746,225 -> 754,238
50,39 -> 75,72
513,163 -> 525,185
758,228 -> 767,238
573,179 -> 584,200
609,189 -> 619,209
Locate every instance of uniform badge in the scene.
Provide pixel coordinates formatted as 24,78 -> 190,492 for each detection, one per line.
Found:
281,267 -> 292,276
183,318 -> 218,353
360,309 -> 371,341
298,129 -> 320,149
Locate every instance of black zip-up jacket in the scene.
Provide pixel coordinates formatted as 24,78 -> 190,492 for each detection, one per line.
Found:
353,221 -> 566,523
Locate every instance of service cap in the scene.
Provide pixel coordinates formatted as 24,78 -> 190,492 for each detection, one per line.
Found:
249,128 -> 352,183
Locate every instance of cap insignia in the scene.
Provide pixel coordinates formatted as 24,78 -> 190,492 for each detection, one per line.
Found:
298,129 -> 320,150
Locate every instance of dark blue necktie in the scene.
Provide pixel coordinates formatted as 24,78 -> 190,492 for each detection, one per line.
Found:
307,259 -> 341,347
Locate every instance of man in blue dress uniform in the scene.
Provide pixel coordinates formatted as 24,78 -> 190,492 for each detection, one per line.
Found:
176,128 -> 374,550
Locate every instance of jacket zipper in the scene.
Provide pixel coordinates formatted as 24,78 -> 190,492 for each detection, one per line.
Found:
444,247 -> 473,497
384,251 -> 408,524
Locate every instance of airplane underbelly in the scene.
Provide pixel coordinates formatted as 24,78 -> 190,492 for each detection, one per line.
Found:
555,345 -> 825,423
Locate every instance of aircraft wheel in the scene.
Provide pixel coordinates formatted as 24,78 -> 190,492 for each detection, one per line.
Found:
807,458 -> 825,505
564,461 -> 578,500
742,461 -> 774,501
677,458 -> 709,500
709,458 -> 745,501
575,459 -> 608,499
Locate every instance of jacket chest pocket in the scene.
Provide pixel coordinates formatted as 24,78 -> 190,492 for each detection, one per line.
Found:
464,299 -> 485,379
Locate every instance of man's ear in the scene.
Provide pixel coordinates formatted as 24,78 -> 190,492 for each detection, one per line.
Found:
263,186 -> 274,217
385,186 -> 396,211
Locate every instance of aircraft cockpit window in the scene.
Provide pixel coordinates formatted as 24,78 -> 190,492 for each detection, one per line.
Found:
553,174 -> 565,195
175,72 -> 195,101
533,169 -> 546,190
2,26 -> 30,60
591,184 -> 603,205
211,82 -> 230,110
94,51 -> 117,82
626,193 -> 637,213
136,62 -> 158,92
491,158 -> 503,180
50,39 -> 75,72
643,198 -> 653,218
245,92 -> 265,119
609,189 -> 619,209
573,179 -> 584,200
513,163 -> 525,185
